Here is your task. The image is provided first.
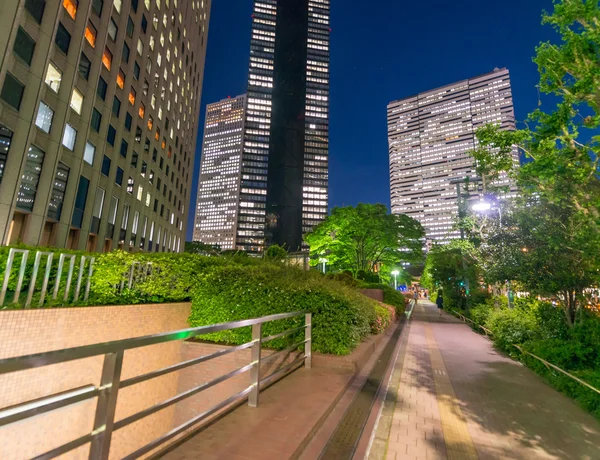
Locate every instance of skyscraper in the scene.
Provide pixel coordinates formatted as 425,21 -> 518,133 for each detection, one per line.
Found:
387,68 -> 518,243
0,0 -> 210,252
235,0 -> 330,253
193,95 -> 246,249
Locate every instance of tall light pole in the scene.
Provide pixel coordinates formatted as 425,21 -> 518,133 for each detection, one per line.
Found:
471,197 -> 512,307
391,270 -> 400,290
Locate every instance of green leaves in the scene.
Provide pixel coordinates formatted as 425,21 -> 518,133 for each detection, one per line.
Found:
304,203 -> 425,275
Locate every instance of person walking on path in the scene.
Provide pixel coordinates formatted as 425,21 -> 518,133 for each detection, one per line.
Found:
436,289 -> 443,316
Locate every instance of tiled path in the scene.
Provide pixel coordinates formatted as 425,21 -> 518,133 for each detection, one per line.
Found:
370,301 -> 600,460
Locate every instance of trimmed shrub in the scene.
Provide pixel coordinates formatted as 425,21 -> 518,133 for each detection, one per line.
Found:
372,304 -> 392,334
188,263 -> 378,355
360,283 -> 407,315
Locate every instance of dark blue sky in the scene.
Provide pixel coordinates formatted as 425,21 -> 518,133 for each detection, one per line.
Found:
186,0 -> 555,240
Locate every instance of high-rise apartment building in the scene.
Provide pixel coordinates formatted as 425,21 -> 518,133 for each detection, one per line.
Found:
387,68 -> 518,243
0,0 -> 210,252
235,0 -> 330,253
193,94 -> 246,249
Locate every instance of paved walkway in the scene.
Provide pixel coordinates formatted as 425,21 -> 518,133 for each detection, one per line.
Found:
369,300 -> 600,460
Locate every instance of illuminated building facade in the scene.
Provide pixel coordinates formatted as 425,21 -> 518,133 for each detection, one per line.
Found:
193,95 -> 246,249
237,0 -> 330,253
0,0 -> 210,252
387,68 -> 518,243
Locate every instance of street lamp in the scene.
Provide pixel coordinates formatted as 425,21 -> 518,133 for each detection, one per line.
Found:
471,200 -> 491,212
391,270 -> 400,290
319,257 -> 328,274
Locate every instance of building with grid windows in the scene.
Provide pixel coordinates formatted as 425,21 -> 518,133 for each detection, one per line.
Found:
387,68 -> 519,243
236,0 -> 330,253
0,0 -> 210,252
193,94 -> 246,250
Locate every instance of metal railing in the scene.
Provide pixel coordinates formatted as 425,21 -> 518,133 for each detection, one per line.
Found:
452,309 -> 493,335
0,248 -> 95,307
452,310 -> 600,396
0,311 -> 312,459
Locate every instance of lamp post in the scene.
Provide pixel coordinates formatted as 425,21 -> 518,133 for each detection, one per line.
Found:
391,270 -> 400,290
470,197 -> 512,307
319,258 -> 328,274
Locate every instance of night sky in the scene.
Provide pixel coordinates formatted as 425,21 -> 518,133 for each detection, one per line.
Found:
186,0 -> 555,241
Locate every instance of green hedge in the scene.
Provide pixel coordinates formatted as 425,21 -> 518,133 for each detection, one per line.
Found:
464,297 -> 600,421
188,263 -> 378,355
359,283 -> 408,315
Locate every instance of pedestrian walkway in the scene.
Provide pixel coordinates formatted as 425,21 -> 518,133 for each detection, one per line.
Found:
368,300 -> 600,460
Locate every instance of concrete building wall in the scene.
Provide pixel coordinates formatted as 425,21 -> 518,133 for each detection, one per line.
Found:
0,0 -> 211,253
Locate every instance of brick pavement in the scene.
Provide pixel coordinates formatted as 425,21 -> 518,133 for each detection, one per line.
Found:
373,301 -> 600,460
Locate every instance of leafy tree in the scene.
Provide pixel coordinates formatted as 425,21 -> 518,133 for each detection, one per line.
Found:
264,244 -> 288,261
184,241 -> 221,256
422,240 -> 480,311
480,198 -> 600,326
304,203 -> 424,275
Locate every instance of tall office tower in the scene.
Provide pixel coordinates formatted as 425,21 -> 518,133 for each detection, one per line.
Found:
0,0 -> 210,252
236,0 -> 330,253
387,68 -> 518,243
193,95 -> 246,249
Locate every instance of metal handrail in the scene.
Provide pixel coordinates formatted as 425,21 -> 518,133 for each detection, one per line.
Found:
452,310 -> 600,396
452,309 -> 493,335
0,311 -> 312,460
513,345 -> 600,396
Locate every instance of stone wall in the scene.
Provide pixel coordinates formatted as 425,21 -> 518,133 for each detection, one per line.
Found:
361,288 -> 384,302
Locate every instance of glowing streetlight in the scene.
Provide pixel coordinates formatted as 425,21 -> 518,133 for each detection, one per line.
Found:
471,200 -> 491,212
391,270 -> 400,290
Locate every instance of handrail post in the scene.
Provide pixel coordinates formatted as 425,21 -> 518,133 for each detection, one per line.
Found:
305,313 -> 312,369
248,323 -> 262,408
89,351 -> 124,460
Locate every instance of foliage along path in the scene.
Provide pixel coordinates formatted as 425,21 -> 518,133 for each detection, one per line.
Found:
367,300 -> 600,460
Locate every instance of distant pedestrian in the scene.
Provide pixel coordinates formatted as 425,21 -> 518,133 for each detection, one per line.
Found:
413,290 -> 418,302
436,289 -> 443,316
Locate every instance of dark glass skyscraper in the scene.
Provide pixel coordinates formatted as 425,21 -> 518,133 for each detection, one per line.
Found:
236,0 -> 330,253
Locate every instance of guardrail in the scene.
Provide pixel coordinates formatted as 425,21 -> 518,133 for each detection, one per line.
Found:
0,311 -> 312,459
452,310 -> 600,397
0,248 -> 95,307
452,309 -> 493,335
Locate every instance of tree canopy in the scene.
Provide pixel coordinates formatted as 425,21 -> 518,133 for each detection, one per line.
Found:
304,203 -> 424,275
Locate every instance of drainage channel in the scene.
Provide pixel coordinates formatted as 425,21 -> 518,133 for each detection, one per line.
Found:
318,313 -> 408,460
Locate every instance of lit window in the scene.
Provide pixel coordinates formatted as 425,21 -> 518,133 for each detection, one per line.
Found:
145,192 -> 151,207
138,102 -> 145,119
35,101 -> 54,133
161,137 -> 166,149
102,47 -> 112,70
137,185 -> 143,201
155,127 -> 160,140
149,36 -> 155,51
70,88 -> 84,114
137,39 -> 143,56
85,21 -> 97,48
147,116 -> 153,130
44,62 -> 62,92
128,87 -> 136,105
117,68 -> 125,89
63,0 -> 78,19
114,0 -> 122,12
84,141 -> 95,165
62,123 -> 77,150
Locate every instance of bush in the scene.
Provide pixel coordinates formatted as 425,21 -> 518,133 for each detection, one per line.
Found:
485,305 -> 539,352
188,263 -> 378,355
360,283 -> 407,315
372,304 -> 392,334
